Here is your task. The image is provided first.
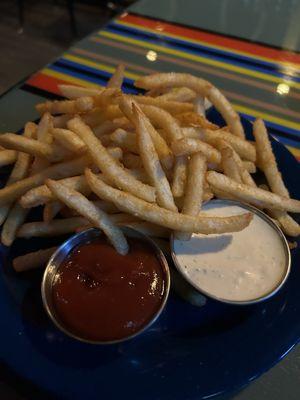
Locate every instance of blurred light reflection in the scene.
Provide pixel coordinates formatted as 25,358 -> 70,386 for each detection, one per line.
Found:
146,50 -> 157,62
277,83 -> 290,95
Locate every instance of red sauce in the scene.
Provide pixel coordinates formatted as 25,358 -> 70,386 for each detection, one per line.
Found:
52,237 -> 166,342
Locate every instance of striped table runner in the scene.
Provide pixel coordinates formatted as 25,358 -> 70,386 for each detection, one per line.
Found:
23,12 -> 300,159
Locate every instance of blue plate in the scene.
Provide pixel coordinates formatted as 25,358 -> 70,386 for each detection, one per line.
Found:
0,112 -> 299,400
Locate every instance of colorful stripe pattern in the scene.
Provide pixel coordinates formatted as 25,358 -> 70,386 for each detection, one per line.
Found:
24,12 -> 300,160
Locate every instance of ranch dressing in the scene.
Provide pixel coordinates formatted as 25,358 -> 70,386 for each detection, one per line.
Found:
173,202 -> 287,302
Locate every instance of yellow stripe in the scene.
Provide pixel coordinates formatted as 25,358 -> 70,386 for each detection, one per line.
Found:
42,68 -> 101,88
117,20 -> 300,73
286,145 -> 300,159
62,54 -> 141,81
100,30 -> 300,90
232,103 -> 300,131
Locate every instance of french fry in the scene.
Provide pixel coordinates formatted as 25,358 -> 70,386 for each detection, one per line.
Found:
86,169 -> 253,234
36,98 -> 93,115
203,129 -> 256,162
13,247 -> 58,272
0,122 -> 35,225
171,137 -> 221,164
118,97 -> 173,170
207,171 -> 300,212
253,119 -> 289,196
176,112 -> 219,130
172,156 -> 188,198
46,179 -> 129,255
133,104 -> 177,211
135,73 -> 245,138
107,64 -> 125,89
110,129 -> 138,153
0,155 -> 91,206
1,203 -> 29,246
253,118 -> 300,236
31,113 -> 53,172
106,146 -> 123,161
43,201 -> 63,223
129,96 -> 194,114
67,116 -> 156,203
176,153 -> 207,240
219,140 -> 242,183
0,150 -> 17,167
93,119 -> 131,137
194,96 -> 205,116
17,217 -> 89,238
58,84 -> 103,99
158,87 -> 196,102
20,175 -> 91,208
0,133 -> 70,163
52,128 -> 86,153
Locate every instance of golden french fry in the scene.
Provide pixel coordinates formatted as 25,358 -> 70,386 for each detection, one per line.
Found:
0,133 -> 70,162
17,217 -> 89,238
158,87 -> 196,102
118,97 -> 173,170
106,146 -> 123,161
36,98 -> 93,115
46,179 -> 129,255
194,96 -> 205,116
110,129 -> 138,153
253,119 -> 288,196
172,156 -> 188,198
128,96 -> 194,114
0,122 -> 35,225
20,175 -> 90,208
204,129 -> 256,162
107,64 -> 125,89
1,203 -> 29,246
171,137 -> 221,164
31,113 -> 53,172
135,73 -> 245,138
93,119 -> 131,137
58,84 -> 103,99
86,169 -> 253,234
176,153 -> 207,240
43,201 -> 63,223
67,116 -> 156,203
176,112 -> 219,130
133,104 -> 177,211
219,140 -> 242,183
0,155 -> 91,206
253,119 -> 300,236
13,247 -> 58,272
52,128 -> 86,153
207,171 -> 300,212
0,150 -> 17,167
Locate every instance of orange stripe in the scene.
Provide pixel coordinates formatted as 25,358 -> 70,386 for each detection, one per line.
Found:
26,73 -> 69,95
122,13 -> 300,67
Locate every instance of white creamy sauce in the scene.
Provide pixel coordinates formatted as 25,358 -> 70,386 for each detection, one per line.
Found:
173,203 -> 287,302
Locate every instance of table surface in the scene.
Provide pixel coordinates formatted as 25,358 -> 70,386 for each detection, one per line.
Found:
0,0 -> 299,399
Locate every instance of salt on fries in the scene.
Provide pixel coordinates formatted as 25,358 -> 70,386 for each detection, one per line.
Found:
0,67 -> 297,271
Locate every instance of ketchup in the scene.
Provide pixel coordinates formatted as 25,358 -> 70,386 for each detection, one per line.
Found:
52,237 -> 166,342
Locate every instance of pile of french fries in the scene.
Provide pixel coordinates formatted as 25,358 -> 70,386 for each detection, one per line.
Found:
0,68 -> 299,273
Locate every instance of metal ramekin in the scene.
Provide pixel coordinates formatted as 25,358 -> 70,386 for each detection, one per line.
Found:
41,226 -> 170,344
171,199 -> 291,306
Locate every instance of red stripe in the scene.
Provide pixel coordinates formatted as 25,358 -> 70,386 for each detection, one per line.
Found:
26,73 -> 69,95
122,13 -> 300,66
